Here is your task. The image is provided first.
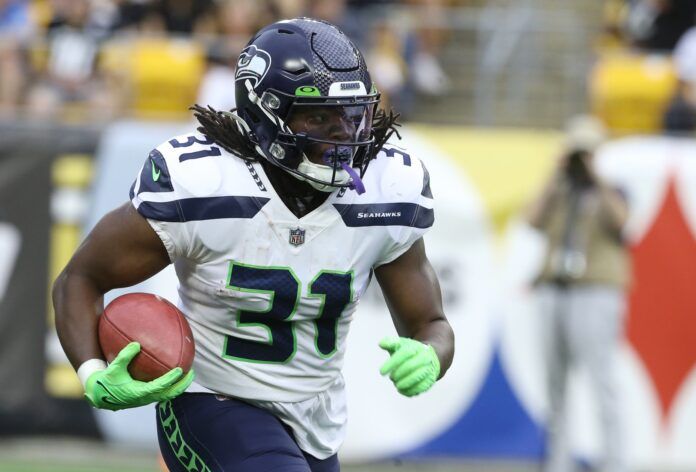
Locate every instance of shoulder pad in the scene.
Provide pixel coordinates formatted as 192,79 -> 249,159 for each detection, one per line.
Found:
130,132 -> 268,223
367,144 -> 433,203
150,132 -> 228,198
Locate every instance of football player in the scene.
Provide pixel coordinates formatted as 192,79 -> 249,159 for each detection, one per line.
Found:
53,18 -> 454,472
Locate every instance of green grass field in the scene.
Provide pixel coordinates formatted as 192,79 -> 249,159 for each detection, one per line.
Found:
0,438 -> 539,472
0,463 -> 153,472
0,464 -> 536,472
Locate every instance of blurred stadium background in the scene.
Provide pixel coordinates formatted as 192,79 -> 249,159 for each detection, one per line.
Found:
1,0 -> 696,471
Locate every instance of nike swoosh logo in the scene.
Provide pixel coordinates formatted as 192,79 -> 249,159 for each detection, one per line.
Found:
95,380 -> 121,406
151,160 -> 161,181
101,396 -> 119,405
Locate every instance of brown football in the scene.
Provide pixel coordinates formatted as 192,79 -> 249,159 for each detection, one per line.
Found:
98,293 -> 195,382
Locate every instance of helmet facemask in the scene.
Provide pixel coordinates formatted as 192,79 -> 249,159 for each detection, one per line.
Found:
243,80 -> 379,194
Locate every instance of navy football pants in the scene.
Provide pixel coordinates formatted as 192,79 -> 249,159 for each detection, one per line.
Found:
156,393 -> 340,472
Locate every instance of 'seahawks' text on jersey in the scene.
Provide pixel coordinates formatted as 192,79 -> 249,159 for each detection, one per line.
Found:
129,133 -> 434,403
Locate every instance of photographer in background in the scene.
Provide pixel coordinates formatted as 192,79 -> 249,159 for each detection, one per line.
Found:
527,116 -> 630,472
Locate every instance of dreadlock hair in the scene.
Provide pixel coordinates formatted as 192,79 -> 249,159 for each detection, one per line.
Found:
370,108 -> 402,159
190,104 -> 402,165
190,104 -> 257,161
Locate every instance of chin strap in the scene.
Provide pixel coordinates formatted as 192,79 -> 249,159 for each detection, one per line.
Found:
321,147 -> 366,195
340,162 -> 365,194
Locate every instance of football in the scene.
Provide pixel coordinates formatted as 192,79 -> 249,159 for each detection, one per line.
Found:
98,293 -> 195,382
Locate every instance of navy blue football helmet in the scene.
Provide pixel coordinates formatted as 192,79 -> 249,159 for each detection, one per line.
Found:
233,18 -> 379,193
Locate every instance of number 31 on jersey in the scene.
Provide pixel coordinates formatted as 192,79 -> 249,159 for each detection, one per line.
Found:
223,262 -> 353,364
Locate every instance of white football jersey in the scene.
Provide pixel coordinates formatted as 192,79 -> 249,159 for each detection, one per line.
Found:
129,132 -> 433,455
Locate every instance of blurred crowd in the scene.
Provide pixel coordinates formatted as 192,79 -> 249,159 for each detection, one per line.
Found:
601,0 -> 696,133
1,0 -> 695,134
0,0 -> 453,122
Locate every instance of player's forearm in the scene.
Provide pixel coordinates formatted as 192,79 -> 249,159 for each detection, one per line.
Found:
52,270 -> 105,371
413,317 -> 454,379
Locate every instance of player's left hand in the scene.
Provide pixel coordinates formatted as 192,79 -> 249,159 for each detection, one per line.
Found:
379,336 -> 440,397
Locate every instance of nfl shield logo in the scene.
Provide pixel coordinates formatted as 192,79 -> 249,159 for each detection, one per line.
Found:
289,227 -> 305,246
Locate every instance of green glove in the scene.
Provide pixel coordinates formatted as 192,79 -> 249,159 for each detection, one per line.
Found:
379,336 -> 440,397
84,342 -> 194,411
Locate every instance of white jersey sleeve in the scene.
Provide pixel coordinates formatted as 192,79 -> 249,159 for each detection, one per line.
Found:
129,133 -> 231,261
368,144 -> 435,267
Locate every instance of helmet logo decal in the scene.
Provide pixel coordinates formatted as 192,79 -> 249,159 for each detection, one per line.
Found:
340,82 -> 360,91
328,81 -> 367,96
235,45 -> 272,89
295,86 -> 321,97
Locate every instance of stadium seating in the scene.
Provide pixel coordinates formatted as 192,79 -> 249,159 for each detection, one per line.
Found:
101,38 -> 205,119
590,52 -> 677,134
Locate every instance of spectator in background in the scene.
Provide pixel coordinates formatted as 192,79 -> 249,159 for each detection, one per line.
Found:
600,0 -> 630,51
308,0 -> 345,24
112,0 -> 166,34
0,0 -> 34,116
626,0 -> 696,51
406,0 -> 450,97
269,0 -> 307,20
196,41 -> 237,112
26,0 -> 117,120
214,0 -> 264,42
359,0 -> 449,117
527,116 -> 630,472
366,19 -> 407,112
195,0 -> 265,111
308,0 -> 363,47
154,0 -> 216,37
663,25 -> 696,133
104,0 -> 218,38
0,0 -> 31,36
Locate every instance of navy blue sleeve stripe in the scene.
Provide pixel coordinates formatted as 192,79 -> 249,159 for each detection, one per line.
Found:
129,181 -> 136,200
333,203 -> 434,228
137,196 -> 270,222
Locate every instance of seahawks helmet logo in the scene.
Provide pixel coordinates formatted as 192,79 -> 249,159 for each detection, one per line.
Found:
235,45 -> 271,89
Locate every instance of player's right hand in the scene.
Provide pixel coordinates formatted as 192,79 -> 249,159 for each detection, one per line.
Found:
84,342 -> 194,411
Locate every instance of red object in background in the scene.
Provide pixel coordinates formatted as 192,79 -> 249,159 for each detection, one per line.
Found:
99,293 -> 195,382
628,177 -> 696,425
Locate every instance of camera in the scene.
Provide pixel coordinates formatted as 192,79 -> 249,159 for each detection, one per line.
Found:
565,149 -> 592,185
